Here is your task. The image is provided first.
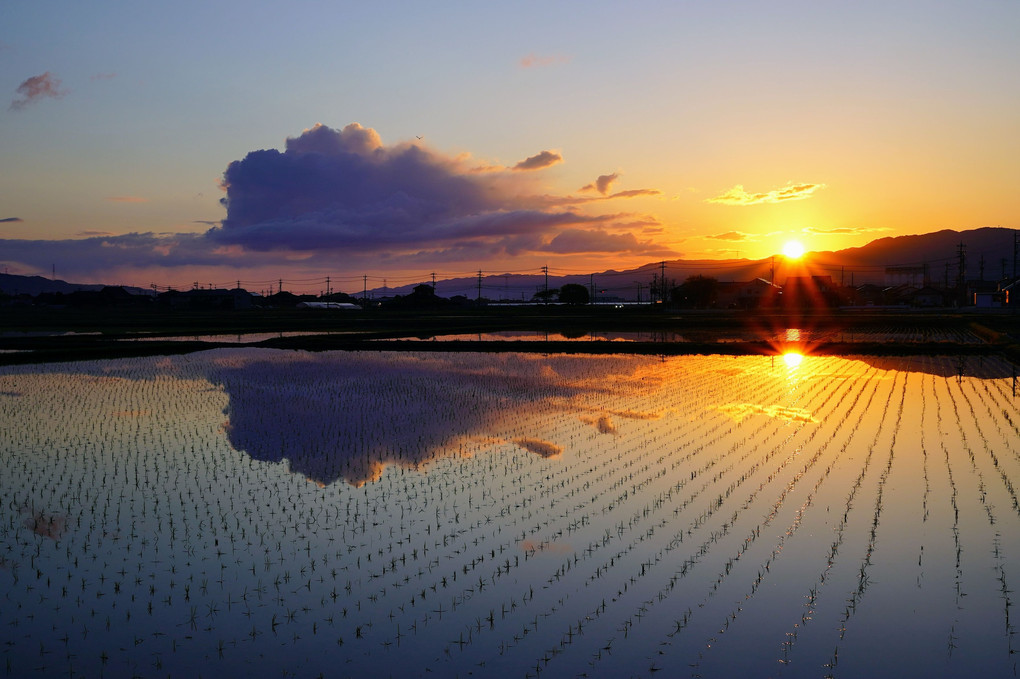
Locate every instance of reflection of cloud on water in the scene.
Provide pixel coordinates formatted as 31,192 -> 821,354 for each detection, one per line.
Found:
717,403 -> 819,423
520,539 -> 574,555
580,415 -> 617,435
20,505 -> 67,540
513,437 -> 563,458
207,351 -> 652,486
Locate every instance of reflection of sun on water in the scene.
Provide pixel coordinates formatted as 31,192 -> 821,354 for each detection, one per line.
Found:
783,352 -> 804,368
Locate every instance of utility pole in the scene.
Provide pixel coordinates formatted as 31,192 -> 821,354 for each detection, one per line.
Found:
660,261 -> 666,302
431,272 -> 436,290
477,270 -> 482,301
278,279 -> 283,295
542,266 -> 549,303
1014,230 -> 1018,280
956,242 -> 966,292
590,273 -> 595,304
363,275 -> 367,304
770,255 -> 775,285
326,276 -> 330,297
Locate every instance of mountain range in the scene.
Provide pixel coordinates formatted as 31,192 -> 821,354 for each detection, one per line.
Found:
2,227 -> 1015,301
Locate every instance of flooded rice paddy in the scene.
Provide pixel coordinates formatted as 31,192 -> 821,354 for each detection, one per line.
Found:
1,349 -> 1018,678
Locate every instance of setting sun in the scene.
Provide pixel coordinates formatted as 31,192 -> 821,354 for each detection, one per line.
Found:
782,240 -> 806,259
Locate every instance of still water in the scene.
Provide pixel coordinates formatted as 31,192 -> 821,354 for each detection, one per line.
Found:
1,350 -> 1017,677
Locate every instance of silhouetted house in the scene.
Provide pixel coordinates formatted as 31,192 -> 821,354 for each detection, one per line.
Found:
854,283 -> 886,306
1002,279 -> 1020,306
716,279 -> 782,309
781,275 -> 838,308
912,286 -> 950,308
884,285 -> 918,306
967,279 -> 1001,307
159,288 -> 253,310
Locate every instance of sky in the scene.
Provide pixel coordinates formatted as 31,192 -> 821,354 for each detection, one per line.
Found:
2,1 -> 1018,294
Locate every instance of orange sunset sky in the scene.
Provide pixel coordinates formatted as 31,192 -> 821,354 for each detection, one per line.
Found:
2,2 -> 1017,293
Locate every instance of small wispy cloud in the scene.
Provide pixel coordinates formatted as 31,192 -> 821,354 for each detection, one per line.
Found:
0,217 -> 23,223
105,196 -> 148,203
580,172 -> 619,195
91,72 -> 117,81
708,231 -> 752,241
519,53 -> 570,69
10,72 -> 67,111
707,182 -> 825,206
606,188 -> 660,200
802,226 -> 889,235
513,150 -> 563,171
75,230 -> 114,237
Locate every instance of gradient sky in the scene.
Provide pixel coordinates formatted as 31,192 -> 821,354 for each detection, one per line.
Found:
2,1 -> 1018,293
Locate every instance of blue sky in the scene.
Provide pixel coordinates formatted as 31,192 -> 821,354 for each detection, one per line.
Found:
2,1 -> 1018,291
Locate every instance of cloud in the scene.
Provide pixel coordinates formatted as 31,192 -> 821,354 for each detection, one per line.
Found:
708,231 -> 752,241
208,123 -> 632,261
542,228 -> 676,256
4,122 -> 678,280
802,226 -> 890,235
707,182 -> 825,206
91,72 -> 117,81
0,217 -> 23,223
581,173 -> 619,195
105,196 -> 149,203
512,150 -> 563,171
9,72 -> 67,111
519,53 -> 569,69
606,188 -> 660,200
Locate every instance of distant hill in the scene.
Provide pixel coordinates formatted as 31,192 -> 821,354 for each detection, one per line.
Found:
390,228 -> 1017,300
0,273 -> 152,297
810,227 -> 1017,285
3,227 -> 1014,302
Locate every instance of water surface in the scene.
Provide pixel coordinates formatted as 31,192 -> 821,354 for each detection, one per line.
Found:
1,350 -> 1017,677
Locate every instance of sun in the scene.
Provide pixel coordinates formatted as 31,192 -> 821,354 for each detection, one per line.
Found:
782,240 -> 806,259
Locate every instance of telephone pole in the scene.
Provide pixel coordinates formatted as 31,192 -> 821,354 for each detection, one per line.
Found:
956,242 -> 966,292
660,261 -> 666,302
363,275 -> 367,304
476,270 -> 482,301
542,266 -> 549,303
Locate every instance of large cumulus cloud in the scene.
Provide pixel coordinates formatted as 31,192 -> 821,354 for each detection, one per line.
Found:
208,123 -> 665,261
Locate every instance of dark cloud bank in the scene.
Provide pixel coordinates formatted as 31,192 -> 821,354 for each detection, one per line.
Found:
2,123 -> 671,278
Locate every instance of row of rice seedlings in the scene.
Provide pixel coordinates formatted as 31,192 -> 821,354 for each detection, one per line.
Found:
514,354 -> 840,672
2,351 -> 1017,677
589,357 -> 891,676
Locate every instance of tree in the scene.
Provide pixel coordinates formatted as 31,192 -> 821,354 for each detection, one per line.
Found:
558,283 -> 590,305
532,288 -> 559,303
672,275 -> 719,309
